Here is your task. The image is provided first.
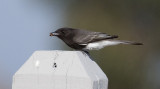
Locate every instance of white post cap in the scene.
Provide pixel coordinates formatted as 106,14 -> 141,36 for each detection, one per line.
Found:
12,50 -> 108,89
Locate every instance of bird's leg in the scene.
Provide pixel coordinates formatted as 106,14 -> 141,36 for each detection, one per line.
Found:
81,50 -> 88,56
83,50 -> 90,56
81,50 -> 95,61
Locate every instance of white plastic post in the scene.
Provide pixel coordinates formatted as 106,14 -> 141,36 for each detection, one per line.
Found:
12,50 -> 108,89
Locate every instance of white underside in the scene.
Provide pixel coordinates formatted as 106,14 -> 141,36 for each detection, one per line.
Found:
85,40 -> 122,50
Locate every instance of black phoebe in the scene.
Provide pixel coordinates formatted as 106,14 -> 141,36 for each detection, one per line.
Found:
50,27 -> 142,54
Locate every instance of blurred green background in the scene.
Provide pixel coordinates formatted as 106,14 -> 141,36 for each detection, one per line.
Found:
49,0 -> 160,89
0,0 -> 160,89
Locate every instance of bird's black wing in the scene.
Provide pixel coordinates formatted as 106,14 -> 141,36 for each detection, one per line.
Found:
73,30 -> 118,45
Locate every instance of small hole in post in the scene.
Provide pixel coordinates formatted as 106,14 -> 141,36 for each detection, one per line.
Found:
53,62 -> 57,68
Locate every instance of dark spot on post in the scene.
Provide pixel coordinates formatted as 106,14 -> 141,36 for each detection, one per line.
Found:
53,62 -> 57,68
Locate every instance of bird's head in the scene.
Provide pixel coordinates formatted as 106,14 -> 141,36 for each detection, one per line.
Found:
50,28 -> 74,39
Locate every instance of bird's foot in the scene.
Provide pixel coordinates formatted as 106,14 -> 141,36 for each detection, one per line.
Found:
81,51 -> 95,61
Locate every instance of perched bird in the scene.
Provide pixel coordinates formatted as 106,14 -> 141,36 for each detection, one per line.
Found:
50,27 -> 143,54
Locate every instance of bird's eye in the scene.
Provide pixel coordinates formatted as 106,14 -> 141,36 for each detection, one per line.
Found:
61,30 -> 65,34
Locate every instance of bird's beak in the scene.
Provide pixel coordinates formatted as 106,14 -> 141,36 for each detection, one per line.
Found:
50,32 -> 59,36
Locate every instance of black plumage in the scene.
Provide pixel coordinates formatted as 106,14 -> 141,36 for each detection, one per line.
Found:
50,27 -> 143,51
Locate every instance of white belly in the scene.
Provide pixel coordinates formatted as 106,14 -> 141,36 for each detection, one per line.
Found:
85,40 -> 122,50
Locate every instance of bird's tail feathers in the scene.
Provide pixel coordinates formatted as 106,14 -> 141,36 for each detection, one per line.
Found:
117,40 -> 143,45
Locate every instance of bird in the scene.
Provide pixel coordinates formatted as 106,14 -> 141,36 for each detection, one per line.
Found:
50,27 -> 143,55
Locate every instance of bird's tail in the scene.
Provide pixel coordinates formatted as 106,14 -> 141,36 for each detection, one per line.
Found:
116,40 -> 143,45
